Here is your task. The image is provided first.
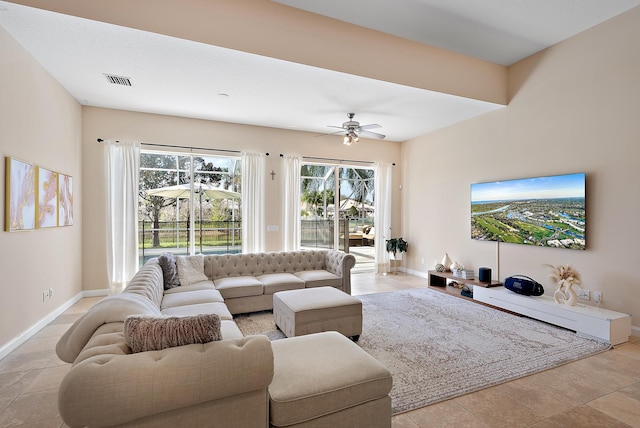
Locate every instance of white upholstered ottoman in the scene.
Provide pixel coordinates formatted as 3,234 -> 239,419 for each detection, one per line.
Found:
273,286 -> 363,340
269,332 -> 392,428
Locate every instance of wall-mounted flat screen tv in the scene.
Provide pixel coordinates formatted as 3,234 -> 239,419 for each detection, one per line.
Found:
471,173 -> 585,250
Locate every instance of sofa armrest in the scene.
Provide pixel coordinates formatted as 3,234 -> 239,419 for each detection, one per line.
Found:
58,335 -> 273,427
324,250 -> 356,294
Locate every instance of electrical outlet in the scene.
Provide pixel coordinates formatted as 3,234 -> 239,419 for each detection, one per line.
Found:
48,288 -> 53,298
578,289 -> 590,300
593,291 -> 602,303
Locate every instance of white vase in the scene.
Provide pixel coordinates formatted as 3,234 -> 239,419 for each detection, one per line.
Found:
566,285 -> 578,306
441,253 -> 452,271
553,281 -> 578,306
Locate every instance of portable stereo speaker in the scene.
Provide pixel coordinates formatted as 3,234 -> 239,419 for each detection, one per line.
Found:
504,275 -> 544,296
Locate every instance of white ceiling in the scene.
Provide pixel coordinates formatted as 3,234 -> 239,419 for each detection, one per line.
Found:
1,1 -> 638,143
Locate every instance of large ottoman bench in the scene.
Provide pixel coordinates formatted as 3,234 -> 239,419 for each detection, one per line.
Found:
269,331 -> 392,428
273,286 -> 363,340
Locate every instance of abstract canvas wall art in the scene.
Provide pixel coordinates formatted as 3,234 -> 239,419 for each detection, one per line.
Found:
37,167 -> 58,228
58,173 -> 73,226
5,157 -> 37,232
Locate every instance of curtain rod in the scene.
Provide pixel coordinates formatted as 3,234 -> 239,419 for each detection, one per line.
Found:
279,153 -> 394,166
96,139 -> 270,156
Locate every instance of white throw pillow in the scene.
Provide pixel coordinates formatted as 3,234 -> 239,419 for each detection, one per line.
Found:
176,255 -> 208,286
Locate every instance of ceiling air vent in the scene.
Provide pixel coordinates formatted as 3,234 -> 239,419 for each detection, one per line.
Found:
104,73 -> 132,86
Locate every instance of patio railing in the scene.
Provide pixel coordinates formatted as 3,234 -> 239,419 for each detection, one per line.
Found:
301,219 -> 371,252
139,218 -> 372,265
138,220 -> 241,264
300,219 -> 334,249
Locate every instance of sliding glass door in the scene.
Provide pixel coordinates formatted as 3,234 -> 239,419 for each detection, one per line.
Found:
300,163 -> 375,272
300,164 -> 337,250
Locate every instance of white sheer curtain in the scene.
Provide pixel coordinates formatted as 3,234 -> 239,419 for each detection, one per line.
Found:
282,154 -> 301,251
374,162 -> 393,274
241,151 -> 266,253
105,140 -> 140,294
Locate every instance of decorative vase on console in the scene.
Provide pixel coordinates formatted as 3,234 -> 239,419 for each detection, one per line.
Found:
441,253 -> 452,271
450,261 -> 462,275
548,264 -> 582,306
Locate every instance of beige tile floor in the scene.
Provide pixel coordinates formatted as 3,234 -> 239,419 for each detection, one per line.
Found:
1,272 -> 638,427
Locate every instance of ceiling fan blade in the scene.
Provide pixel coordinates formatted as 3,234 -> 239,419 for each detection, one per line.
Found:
327,125 -> 345,130
359,124 -> 381,130
315,130 -> 344,137
359,130 -> 386,140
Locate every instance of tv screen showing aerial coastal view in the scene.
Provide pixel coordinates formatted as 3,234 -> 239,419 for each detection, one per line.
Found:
471,173 -> 586,250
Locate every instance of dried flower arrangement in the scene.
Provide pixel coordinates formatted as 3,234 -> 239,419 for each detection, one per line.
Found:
547,264 -> 582,306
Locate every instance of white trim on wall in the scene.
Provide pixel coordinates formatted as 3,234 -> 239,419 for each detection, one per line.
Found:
404,267 -> 427,279
0,289 -> 109,361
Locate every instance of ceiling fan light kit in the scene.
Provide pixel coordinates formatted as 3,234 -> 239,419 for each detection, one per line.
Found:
330,113 -> 385,145
343,131 -> 359,145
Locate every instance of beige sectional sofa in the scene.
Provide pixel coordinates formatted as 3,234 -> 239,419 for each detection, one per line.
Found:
204,249 -> 356,314
56,250 -> 393,428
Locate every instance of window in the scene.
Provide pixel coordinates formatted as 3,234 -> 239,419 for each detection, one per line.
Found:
138,151 -> 241,264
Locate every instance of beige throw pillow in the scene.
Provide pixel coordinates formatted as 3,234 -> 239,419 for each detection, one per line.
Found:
124,314 -> 222,353
176,255 -> 208,286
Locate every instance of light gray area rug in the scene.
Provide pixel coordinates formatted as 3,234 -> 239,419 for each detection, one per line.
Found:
235,288 -> 610,415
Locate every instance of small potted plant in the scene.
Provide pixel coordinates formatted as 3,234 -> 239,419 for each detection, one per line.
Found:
386,237 -> 408,260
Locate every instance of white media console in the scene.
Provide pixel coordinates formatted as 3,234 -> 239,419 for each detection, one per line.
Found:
473,286 -> 631,345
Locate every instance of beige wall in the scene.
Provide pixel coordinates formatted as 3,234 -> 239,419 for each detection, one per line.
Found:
82,107 -> 402,291
0,27 -> 82,348
401,7 -> 640,324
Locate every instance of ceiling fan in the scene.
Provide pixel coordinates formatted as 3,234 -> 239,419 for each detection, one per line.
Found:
327,113 -> 386,145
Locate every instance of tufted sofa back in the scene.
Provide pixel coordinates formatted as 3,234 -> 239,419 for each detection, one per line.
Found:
123,258 -> 164,308
204,250 -> 331,281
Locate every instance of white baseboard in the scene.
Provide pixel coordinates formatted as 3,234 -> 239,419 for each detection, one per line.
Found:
632,325 -> 640,338
403,267 -> 428,279
0,289 -> 109,361
83,289 -> 110,298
